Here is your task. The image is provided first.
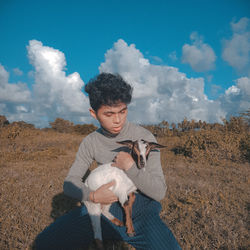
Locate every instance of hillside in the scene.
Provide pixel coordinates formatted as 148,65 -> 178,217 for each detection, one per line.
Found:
0,116 -> 249,249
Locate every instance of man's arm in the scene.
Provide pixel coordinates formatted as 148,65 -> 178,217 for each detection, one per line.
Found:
63,137 -> 93,202
64,135 -> 119,204
125,149 -> 167,201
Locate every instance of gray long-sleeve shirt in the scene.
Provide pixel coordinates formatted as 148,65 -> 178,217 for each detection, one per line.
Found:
63,120 -> 167,202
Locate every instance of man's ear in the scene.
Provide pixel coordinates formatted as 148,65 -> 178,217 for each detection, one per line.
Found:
89,108 -> 97,120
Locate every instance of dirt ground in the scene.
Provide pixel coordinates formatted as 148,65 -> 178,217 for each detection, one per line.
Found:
0,124 -> 249,249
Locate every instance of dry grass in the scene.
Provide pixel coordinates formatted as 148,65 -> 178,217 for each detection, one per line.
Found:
0,118 -> 249,249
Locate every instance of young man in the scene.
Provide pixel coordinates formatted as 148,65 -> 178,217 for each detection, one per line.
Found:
35,73 -> 181,249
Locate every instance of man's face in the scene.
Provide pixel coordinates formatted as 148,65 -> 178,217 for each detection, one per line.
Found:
90,102 -> 128,135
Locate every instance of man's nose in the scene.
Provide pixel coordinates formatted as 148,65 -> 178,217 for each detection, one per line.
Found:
113,114 -> 121,123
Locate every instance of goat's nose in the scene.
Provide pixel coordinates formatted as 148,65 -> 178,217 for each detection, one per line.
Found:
140,156 -> 145,166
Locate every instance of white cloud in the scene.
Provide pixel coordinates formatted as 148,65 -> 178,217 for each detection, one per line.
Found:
182,32 -> 216,72
150,55 -> 163,64
13,67 -> 23,76
231,17 -> 250,34
0,64 -> 30,103
26,40 -> 91,126
225,85 -> 240,95
1,39 -> 249,127
0,41 -> 91,127
100,39 -> 225,124
220,77 -> 250,116
169,51 -> 177,61
0,64 -> 33,124
222,17 -> 250,76
210,84 -> 222,98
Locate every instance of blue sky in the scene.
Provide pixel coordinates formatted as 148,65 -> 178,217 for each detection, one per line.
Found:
0,0 -> 250,127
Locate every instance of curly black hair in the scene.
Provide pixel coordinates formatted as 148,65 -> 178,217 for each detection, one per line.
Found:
84,73 -> 133,111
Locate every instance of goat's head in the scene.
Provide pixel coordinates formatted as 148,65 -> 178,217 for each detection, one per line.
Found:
117,139 -> 166,169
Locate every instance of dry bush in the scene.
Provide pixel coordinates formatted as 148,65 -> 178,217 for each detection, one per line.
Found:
178,130 -> 246,164
240,134 -> 250,162
0,115 -> 9,127
142,120 -> 172,137
9,121 -> 35,129
180,117 -> 249,164
73,123 -> 97,135
157,136 -> 249,249
50,118 -> 97,135
0,115 -> 249,249
147,116 -> 250,165
50,118 -> 75,133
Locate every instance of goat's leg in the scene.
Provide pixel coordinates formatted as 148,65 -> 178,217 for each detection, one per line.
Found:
128,192 -> 136,234
128,192 -> 136,209
123,192 -> 136,237
84,201 -> 105,250
101,204 -> 124,226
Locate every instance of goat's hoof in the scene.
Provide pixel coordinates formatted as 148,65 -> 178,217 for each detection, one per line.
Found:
111,218 -> 124,226
94,239 -> 105,250
127,231 -> 136,237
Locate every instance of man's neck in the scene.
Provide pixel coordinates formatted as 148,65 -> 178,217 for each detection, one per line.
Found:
101,120 -> 128,138
101,126 -> 119,138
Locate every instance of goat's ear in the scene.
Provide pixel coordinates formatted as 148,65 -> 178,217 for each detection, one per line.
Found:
116,140 -> 134,149
148,142 -> 166,150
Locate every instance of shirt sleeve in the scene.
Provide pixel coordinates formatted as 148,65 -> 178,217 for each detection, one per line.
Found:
63,136 -> 94,202
125,130 -> 167,201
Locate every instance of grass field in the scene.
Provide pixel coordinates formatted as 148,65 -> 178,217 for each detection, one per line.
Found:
0,116 -> 249,249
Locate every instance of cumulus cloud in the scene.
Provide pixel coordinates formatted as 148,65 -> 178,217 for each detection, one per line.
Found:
26,40 -> 90,126
222,17 -> 250,76
220,77 -> 250,116
0,65 -> 30,103
1,39 -> 249,127
0,64 -> 32,122
182,32 -> 216,72
99,39 -> 225,124
0,41 -> 91,127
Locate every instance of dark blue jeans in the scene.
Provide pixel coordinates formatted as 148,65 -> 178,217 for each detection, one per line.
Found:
35,194 -> 181,249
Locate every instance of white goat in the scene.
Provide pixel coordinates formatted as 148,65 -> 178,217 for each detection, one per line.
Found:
84,139 -> 165,249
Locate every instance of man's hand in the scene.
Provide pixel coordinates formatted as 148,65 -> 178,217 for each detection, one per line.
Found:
90,180 -> 118,205
111,151 -> 134,171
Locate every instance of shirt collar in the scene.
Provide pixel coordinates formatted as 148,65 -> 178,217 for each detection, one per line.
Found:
100,120 -> 129,138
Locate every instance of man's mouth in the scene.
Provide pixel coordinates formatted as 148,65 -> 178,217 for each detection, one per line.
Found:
113,126 -> 121,131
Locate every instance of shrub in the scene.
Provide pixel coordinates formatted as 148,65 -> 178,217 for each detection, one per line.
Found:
10,121 -> 35,129
0,115 -> 9,127
49,118 -> 97,135
73,124 -> 97,135
240,134 -> 250,162
50,118 -> 74,133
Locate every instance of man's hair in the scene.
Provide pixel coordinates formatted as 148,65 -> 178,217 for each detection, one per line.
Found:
84,73 -> 133,111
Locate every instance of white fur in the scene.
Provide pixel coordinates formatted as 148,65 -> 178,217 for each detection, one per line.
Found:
84,139 -> 151,241
84,163 -> 137,240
